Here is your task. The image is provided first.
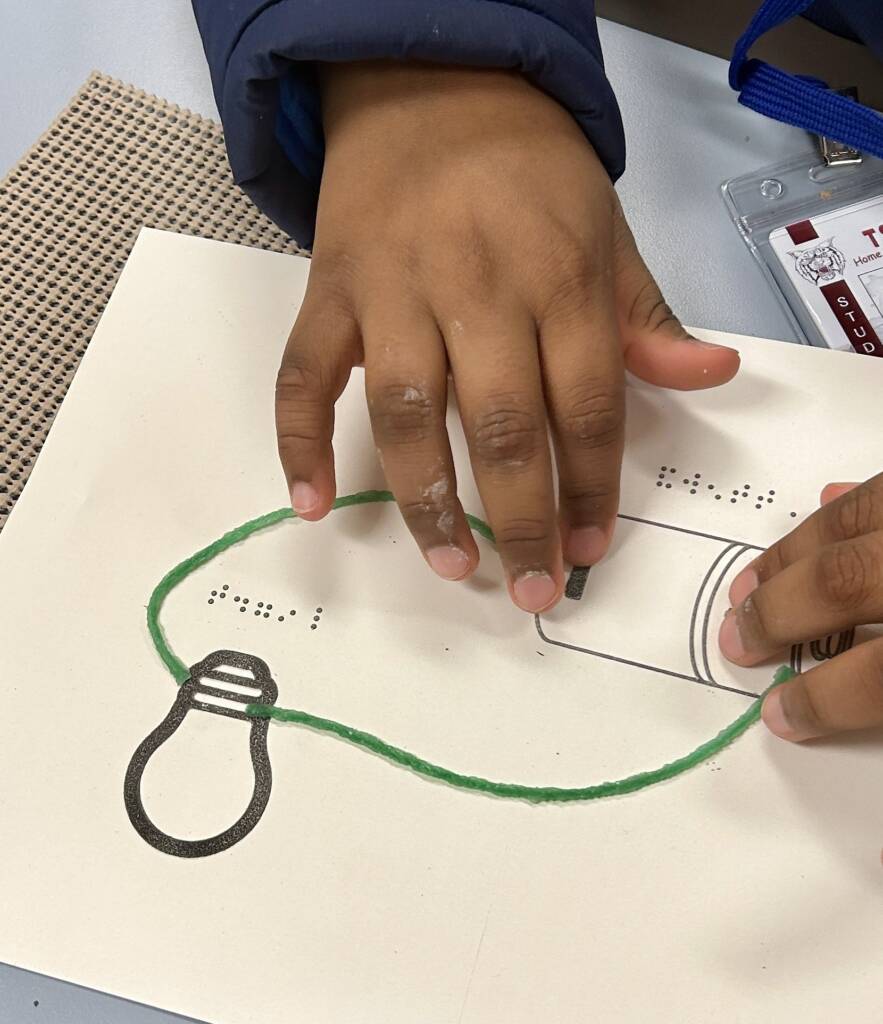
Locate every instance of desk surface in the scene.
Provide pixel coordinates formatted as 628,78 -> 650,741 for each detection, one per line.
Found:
0,5 -> 804,1023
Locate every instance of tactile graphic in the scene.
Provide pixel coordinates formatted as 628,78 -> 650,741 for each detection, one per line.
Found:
0,72 -> 307,532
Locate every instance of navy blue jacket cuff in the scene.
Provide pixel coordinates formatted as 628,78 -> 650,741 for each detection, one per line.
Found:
192,0 -> 625,248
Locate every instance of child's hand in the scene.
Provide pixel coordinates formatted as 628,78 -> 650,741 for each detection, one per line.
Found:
276,63 -> 739,612
721,477 -> 883,740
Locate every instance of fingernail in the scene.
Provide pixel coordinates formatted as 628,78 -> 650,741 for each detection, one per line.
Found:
512,572 -> 558,613
291,481 -> 319,514
820,482 -> 858,505
567,526 -> 609,566
718,611 -> 746,661
682,336 -> 734,351
728,566 -> 758,607
761,688 -> 804,741
426,545 -> 470,581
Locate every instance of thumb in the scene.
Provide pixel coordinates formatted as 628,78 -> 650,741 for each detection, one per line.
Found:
611,195 -> 741,391
761,639 -> 883,741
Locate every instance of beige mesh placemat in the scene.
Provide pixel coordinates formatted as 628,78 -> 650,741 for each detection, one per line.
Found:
0,71 -> 307,531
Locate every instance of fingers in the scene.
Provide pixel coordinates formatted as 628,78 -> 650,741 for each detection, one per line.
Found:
363,303 -> 479,581
539,298 -> 624,568
728,473 -> 883,602
762,637 -> 883,740
276,289 -> 361,520
610,195 -> 740,391
720,531 -> 883,666
445,310 -> 563,612
721,474 -> 883,745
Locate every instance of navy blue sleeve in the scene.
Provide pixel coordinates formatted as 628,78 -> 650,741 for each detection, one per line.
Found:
804,0 -> 883,61
191,0 -> 625,248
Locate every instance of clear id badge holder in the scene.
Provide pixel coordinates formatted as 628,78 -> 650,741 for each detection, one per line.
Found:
723,148 -> 883,355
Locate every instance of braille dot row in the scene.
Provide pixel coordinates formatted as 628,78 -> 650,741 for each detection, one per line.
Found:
657,468 -> 789,512
658,467 -> 713,494
207,587 -> 302,623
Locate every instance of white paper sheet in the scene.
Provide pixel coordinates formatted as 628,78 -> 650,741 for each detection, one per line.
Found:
1,229 -> 881,1024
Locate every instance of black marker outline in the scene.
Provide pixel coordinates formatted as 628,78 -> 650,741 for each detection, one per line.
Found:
699,544 -> 754,683
793,627 -> 855,672
124,650 -> 278,858
536,514 -> 849,701
689,542 -> 753,682
535,617 -> 761,700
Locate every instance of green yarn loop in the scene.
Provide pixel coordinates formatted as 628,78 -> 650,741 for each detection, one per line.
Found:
146,490 -> 793,802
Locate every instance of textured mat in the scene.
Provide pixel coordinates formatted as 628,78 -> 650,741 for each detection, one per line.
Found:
0,71 -> 306,531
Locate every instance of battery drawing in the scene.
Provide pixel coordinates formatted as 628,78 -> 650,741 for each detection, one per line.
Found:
536,514 -> 853,699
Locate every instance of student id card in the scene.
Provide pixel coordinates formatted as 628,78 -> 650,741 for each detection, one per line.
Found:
769,193 -> 883,356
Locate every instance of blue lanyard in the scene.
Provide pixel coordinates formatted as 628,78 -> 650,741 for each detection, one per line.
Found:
729,0 -> 883,157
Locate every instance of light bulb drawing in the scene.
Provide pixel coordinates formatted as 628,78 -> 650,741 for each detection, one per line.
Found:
536,514 -> 855,698
124,650 -> 278,858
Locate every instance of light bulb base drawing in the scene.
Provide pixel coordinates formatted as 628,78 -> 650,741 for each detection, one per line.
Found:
124,650 -> 278,858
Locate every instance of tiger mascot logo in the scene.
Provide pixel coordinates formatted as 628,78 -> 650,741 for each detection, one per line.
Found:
789,239 -> 846,285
